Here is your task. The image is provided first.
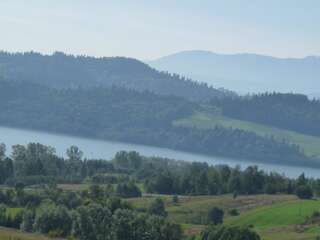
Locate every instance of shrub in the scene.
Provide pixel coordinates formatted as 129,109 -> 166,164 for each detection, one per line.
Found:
296,185 -> 313,199
228,209 -> 239,216
148,198 -> 167,217
207,207 -> 224,225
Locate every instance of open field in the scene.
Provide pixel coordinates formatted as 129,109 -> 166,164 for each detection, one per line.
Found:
174,112 -> 320,158
0,227 -> 63,240
227,200 -> 320,228
127,194 -> 298,237
226,200 -> 320,240
127,194 -> 298,224
127,194 -> 320,239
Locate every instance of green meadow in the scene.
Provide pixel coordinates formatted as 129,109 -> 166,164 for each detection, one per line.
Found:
226,200 -> 320,228
127,194 -> 320,240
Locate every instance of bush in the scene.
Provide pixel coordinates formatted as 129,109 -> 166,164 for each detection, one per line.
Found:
172,195 -> 179,204
228,209 -> 239,216
34,205 -> 72,236
296,185 -> 313,199
148,198 -> 167,217
116,182 -> 142,198
20,209 -> 35,232
207,207 -> 224,225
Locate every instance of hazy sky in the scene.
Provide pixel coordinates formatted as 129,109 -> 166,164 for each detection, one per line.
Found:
1,0 -> 319,59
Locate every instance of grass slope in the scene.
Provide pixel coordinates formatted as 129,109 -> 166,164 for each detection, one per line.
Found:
227,200 -> 320,229
128,194 -> 320,239
174,112 -> 320,158
127,194 -> 297,237
227,200 -> 320,240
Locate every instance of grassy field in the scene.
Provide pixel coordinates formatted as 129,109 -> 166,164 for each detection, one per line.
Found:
226,200 -> 320,240
227,200 -> 320,228
0,227 -> 63,240
127,194 -> 298,236
174,112 -> 320,158
127,194 -> 320,240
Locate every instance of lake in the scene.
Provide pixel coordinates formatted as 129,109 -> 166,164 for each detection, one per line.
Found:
0,126 -> 318,178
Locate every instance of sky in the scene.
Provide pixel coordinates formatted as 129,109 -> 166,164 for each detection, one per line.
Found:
0,0 -> 319,60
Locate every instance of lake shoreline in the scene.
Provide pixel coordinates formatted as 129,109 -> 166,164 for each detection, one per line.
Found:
0,126 -> 318,178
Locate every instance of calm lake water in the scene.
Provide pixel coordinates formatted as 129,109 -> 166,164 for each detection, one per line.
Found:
0,126 -> 319,178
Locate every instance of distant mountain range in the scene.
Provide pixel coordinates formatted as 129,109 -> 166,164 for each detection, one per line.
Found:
147,50 -> 320,96
0,51 -> 234,102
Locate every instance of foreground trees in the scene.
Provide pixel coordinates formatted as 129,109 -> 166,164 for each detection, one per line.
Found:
17,201 -> 182,240
0,179 -> 182,240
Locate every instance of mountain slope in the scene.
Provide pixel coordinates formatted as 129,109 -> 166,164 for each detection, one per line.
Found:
0,51 -> 234,102
147,50 -> 320,95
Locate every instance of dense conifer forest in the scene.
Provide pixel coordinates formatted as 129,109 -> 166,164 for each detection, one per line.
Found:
215,93 -> 320,137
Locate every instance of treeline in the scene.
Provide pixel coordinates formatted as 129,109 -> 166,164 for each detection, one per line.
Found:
0,81 -> 312,167
214,93 -> 320,137
0,143 -> 319,198
0,51 -> 234,102
145,161 -> 318,199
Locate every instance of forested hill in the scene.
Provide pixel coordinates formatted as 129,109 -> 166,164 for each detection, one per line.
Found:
0,80 -> 314,167
0,80 -> 196,134
214,93 -> 320,137
0,51 -> 234,102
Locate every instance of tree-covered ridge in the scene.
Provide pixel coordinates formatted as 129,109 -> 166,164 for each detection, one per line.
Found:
215,93 -> 320,137
0,80 -> 195,133
0,81 -> 311,167
0,51 -> 234,102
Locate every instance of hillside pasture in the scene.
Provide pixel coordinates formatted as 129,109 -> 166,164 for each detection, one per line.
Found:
174,112 -> 320,158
